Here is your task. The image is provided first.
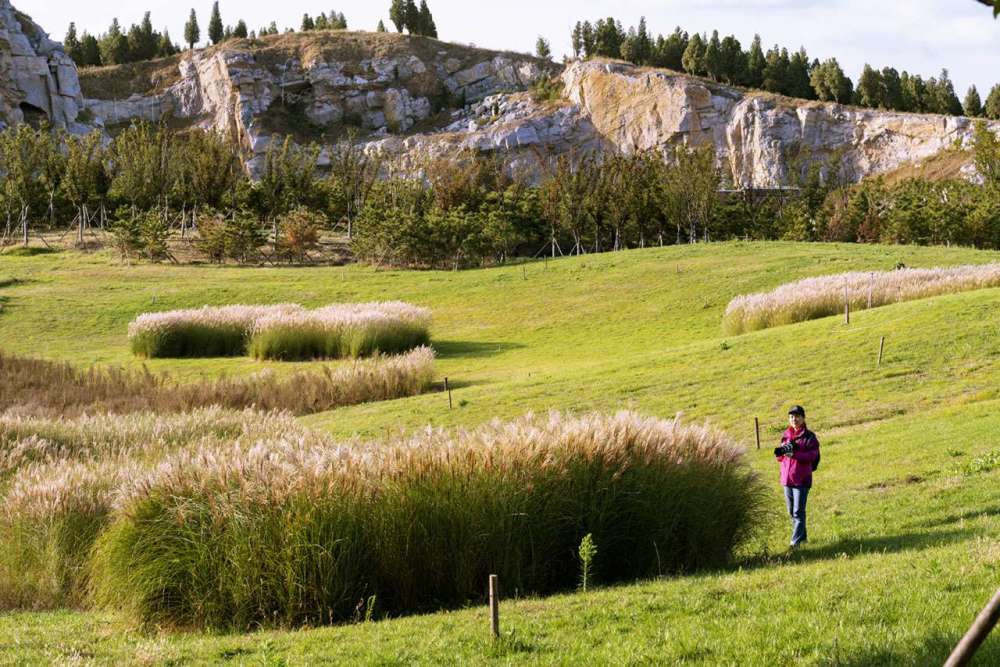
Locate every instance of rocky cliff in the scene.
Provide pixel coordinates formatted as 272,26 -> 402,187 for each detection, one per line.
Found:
561,60 -> 999,187
2,0 -> 997,187
0,0 -> 84,131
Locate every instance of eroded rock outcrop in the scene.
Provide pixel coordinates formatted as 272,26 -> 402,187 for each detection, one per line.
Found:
561,60 -> 1000,187
0,0 -> 84,130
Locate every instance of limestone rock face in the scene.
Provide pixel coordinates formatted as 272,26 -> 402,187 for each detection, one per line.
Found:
561,60 -> 1000,187
0,0 -> 85,131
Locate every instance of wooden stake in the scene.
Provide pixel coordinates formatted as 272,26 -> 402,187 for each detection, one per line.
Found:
754,417 -> 760,450
877,336 -> 885,367
444,377 -> 453,410
867,273 -> 873,309
522,264 -> 526,280
488,574 -> 500,640
944,587 -> 1000,667
844,285 -> 850,324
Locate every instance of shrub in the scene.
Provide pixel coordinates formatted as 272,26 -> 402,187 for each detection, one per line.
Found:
276,207 -> 323,262
195,211 -> 266,264
247,302 -> 432,361
723,263 -> 1000,334
87,412 -> 765,629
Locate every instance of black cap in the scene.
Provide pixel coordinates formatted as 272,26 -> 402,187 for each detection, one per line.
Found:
788,405 -> 806,417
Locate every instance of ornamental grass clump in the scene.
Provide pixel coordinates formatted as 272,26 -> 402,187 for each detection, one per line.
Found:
128,304 -> 302,358
247,302 -> 432,361
89,412 -> 766,630
128,302 -> 431,360
0,409 -> 311,610
723,263 -> 1000,334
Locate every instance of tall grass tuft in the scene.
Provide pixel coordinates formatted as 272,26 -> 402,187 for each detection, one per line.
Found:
0,409 -> 312,610
128,302 -> 431,360
0,347 -> 435,418
723,263 -> 1000,334
247,302 -> 432,361
88,412 -> 766,630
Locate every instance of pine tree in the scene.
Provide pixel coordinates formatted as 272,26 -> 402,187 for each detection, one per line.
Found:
747,34 -> 765,88
404,0 -> 419,34
389,0 -> 406,32
571,22 -> 583,58
703,30 -> 722,81
634,17 -> 652,65
268,21 -> 278,35
417,1 -> 435,37
184,9 -> 200,50
985,84 -> 1000,119
761,46 -> 788,93
301,14 -> 315,31
681,32 -> 705,75
64,23 -> 84,66
719,35 -> 745,85
158,29 -> 177,57
964,86 -> 983,117
315,13 -> 329,30
535,36 -> 551,60
208,2 -> 223,45
881,67 -> 903,110
660,27 -> 687,71
233,20 -> 247,39
377,19 -> 387,32
786,48 -> 813,100
80,32 -> 102,66
580,21 -> 595,58
857,64 -> 885,107
337,12 -> 348,29
100,18 -> 130,65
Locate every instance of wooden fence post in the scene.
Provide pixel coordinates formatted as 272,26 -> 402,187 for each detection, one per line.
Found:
844,285 -> 850,324
754,417 -> 760,450
488,574 -> 500,640
877,336 -> 885,367
444,377 -> 452,410
944,587 -> 1000,667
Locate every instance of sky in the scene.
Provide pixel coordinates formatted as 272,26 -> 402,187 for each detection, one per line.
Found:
26,0 -> 1000,97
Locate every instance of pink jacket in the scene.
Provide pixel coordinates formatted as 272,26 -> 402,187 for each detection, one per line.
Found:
776,426 -> 820,487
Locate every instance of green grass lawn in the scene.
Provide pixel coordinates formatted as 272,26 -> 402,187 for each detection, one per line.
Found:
2,241 -> 1000,665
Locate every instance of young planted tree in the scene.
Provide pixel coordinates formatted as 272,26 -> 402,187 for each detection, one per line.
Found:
233,20 -> 248,39
965,86 -> 984,117
61,131 -> 108,238
63,23 -> 83,66
416,1 -> 436,37
986,84 -> 1000,120
535,36 -> 551,60
389,0 -> 405,32
377,19 -> 387,32
327,136 -> 381,239
108,122 -> 174,212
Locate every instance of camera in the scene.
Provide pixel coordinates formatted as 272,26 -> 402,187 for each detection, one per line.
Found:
773,440 -> 796,457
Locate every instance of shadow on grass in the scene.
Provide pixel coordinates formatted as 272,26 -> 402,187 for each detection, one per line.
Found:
742,527 -> 972,570
432,340 -> 524,360
826,631 -> 989,667
917,505 -> 1000,529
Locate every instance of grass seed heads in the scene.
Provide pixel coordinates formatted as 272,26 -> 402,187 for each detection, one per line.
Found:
128,302 -> 431,360
723,263 -> 1000,334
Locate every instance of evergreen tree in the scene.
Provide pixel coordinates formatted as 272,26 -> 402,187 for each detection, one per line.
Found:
404,0 -> 419,34
633,17 -> 652,65
100,18 -> 130,65
809,58 -> 851,103
315,13 -> 329,30
223,25 -> 233,41
786,48 -> 813,100
761,46 -> 789,94
208,2 -> 223,45
571,22 -> 583,58
964,85 -> 983,117
377,19 -> 388,32
747,34 -> 765,88
417,1 -> 435,37
233,20 -> 248,39
659,27 -> 687,71
338,12 -> 348,29
535,36 -> 551,60
580,21 -> 595,58
903,73 -> 928,112
63,23 -> 83,66
857,64 -> 885,107
719,35 -> 745,85
184,9 -> 200,50
268,21 -> 278,35
79,32 -> 102,66
681,32 -> 705,75
930,69 -> 963,115
985,84 -> 1000,119
157,30 -> 177,57
592,17 -> 623,58
881,67 -> 903,110
301,14 -> 315,32
703,30 -> 722,81
389,0 -> 405,32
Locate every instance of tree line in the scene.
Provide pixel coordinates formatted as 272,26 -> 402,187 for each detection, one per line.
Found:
3,120 -> 999,266
570,18 -> 1000,119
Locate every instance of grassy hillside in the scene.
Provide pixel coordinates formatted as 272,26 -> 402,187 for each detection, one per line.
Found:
1,241 -> 1000,664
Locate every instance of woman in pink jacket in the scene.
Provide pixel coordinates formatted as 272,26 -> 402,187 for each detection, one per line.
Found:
773,405 -> 820,548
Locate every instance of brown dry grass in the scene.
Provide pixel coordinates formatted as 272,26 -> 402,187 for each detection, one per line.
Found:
877,148 -> 973,185
0,347 -> 434,418
78,55 -> 185,99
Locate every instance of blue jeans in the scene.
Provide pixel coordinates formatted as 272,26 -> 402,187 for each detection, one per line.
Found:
783,485 -> 809,546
